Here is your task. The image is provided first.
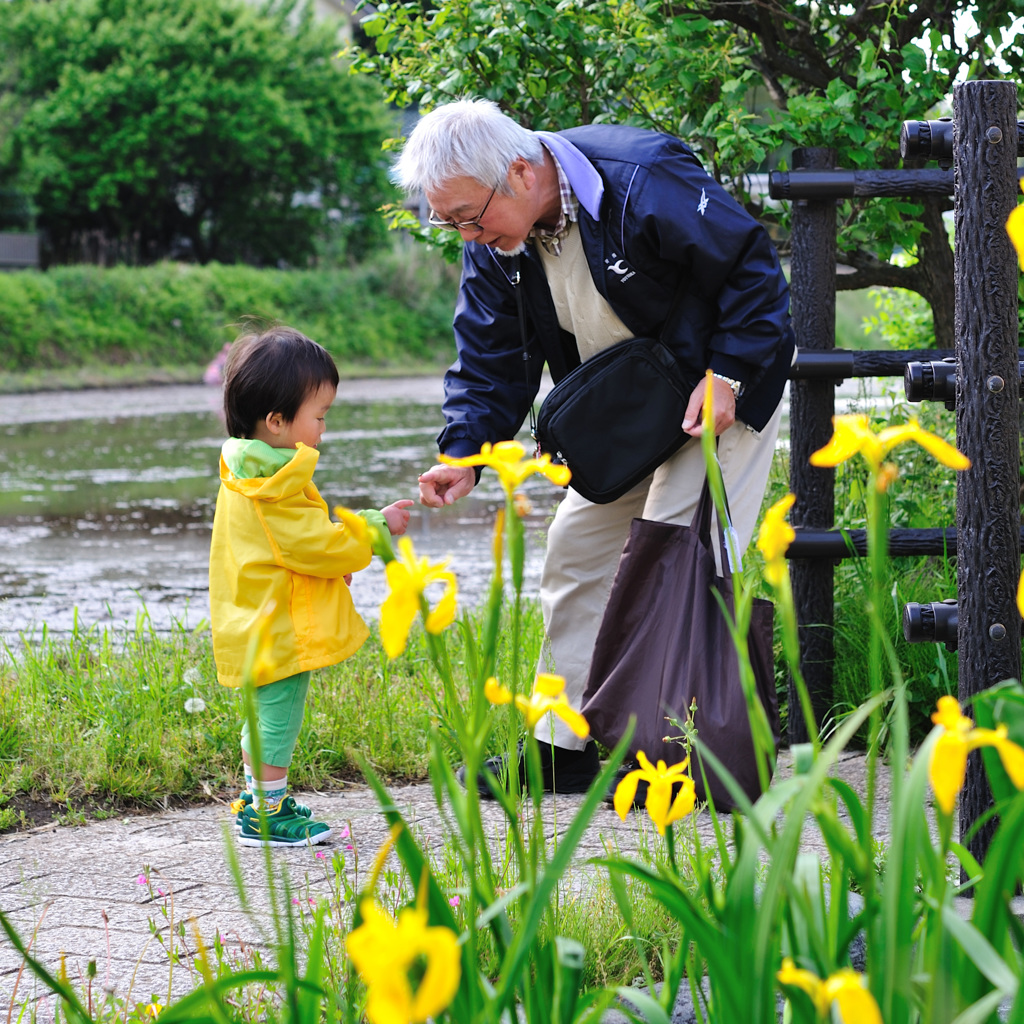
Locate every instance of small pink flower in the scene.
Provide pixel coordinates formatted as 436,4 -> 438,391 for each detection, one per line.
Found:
308,897 -> 315,906
339,826 -> 350,839
345,844 -> 354,851
137,874 -> 148,886
315,851 -> 326,860
292,897 -> 300,905
448,896 -> 460,907
157,889 -> 166,898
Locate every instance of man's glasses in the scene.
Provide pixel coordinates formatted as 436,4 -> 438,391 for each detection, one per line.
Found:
427,185 -> 498,234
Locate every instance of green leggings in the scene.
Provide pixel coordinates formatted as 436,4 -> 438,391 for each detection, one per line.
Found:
240,671 -> 311,768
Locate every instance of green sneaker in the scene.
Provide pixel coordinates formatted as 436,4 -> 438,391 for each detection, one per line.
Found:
238,796 -> 331,848
231,790 -> 312,826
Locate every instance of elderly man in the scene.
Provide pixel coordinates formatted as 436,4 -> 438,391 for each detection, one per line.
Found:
396,98 -> 793,796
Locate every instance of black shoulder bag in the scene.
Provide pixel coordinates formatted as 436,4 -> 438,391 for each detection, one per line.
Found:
515,260 -> 697,504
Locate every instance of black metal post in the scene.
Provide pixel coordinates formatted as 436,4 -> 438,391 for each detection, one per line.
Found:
954,80 -> 1021,873
788,147 -> 837,744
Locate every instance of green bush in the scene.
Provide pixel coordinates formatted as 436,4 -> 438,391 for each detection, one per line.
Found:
0,247 -> 460,374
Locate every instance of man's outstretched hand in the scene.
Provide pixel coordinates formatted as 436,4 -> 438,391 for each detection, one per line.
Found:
418,464 -> 476,508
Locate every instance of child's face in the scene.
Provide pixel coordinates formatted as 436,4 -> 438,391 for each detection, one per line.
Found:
268,382 -> 337,450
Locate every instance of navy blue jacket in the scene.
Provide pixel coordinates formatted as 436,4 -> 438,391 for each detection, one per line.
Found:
437,124 -> 794,458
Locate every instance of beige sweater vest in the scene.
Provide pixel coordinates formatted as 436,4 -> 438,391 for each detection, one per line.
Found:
535,222 -> 633,361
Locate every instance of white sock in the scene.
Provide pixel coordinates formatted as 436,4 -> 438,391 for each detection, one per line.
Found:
251,775 -> 288,811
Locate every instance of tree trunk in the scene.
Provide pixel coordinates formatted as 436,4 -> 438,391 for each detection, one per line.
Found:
917,195 -> 956,350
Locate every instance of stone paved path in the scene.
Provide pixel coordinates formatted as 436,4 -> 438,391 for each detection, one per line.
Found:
0,752 -> 883,1010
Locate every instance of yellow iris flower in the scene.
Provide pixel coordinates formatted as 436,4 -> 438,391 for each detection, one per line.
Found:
1006,179 -> 1024,269
757,492 -> 796,587
777,958 -> 881,1024
485,673 -> 590,738
613,750 -> 697,835
1017,570 -> 1024,622
346,897 -> 461,1024
439,440 -> 571,498
809,414 -> 970,491
379,537 -> 457,659
928,695 -> 1024,815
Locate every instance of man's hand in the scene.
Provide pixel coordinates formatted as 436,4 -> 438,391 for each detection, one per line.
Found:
682,375 -> 736,438
418,464 -> 476,508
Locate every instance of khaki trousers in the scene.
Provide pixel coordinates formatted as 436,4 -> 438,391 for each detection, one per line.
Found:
533,399 -> 784,750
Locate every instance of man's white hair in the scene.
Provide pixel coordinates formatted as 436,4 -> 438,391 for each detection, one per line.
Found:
394,98 -> 544,197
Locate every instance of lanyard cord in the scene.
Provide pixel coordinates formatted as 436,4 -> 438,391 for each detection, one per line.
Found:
512,254 -> 539,442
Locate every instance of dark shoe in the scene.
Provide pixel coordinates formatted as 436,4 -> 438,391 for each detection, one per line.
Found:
458,741 -> 600,799
604,760 -> 646,807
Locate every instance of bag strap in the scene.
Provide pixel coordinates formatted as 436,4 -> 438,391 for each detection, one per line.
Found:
511,255 -> 539,443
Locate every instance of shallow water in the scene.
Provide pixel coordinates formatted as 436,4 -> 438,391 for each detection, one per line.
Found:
0,374 -> 890,647
0,379 -> 559,642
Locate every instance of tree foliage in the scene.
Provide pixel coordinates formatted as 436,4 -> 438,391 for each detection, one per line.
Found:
0,0 -> 397,266
348,0 -> 1024,347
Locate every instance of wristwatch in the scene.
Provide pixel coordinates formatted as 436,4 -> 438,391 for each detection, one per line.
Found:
711,372 -> 743,399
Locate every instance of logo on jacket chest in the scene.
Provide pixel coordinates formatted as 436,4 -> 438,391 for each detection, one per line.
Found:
604,252 -> 636,284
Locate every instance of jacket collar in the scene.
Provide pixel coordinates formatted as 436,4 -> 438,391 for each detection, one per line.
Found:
535,131 -> 603,221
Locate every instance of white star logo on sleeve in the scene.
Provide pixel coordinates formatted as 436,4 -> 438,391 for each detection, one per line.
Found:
697,188 -> 709,216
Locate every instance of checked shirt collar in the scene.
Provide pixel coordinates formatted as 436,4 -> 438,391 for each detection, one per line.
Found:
530,142 -> 578,257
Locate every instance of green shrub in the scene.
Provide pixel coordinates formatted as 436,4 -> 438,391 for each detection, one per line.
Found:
0,247 -> 460,373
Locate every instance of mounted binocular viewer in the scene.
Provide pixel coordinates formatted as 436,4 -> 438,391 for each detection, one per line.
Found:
903,599 -> 958,651
904,357 -> 956,409
904,358 -> 1024,409
900,116 -> 1024,166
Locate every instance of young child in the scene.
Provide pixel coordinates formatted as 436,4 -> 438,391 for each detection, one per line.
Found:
209,325 -> 412,847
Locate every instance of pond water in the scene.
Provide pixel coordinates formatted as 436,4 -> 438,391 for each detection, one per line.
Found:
1,375 -> 887,648
0,379 -> 560,643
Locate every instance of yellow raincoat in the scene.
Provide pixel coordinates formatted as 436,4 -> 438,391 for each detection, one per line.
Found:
209,441 -> 372,688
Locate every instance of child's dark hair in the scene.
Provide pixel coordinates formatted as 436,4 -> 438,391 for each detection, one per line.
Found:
222,326 -> 340,438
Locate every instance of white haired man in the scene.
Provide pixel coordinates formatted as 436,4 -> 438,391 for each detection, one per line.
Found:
396,99 -> 793,797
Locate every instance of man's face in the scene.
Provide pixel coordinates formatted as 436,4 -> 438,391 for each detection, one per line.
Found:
426,163 -> 537,255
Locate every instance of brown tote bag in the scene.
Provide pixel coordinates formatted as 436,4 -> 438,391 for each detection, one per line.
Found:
581,476 -> 779,811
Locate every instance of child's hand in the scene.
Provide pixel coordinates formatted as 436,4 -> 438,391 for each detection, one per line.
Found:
344,574 -> 353,586
383,499 -> 414,537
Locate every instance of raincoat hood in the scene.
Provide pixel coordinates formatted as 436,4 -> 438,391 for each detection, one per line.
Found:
219,439 -> 318,498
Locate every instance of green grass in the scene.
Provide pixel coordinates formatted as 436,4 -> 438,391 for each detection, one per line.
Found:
0,275 -> 920,394
0,602 -> 549,819
757,389 -> 961,746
